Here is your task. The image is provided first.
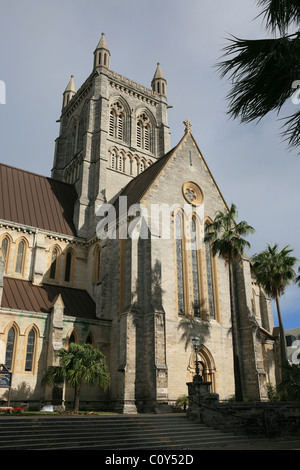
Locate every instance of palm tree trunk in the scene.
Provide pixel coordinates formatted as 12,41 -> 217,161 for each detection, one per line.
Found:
275,291 -> 288,380
73,385 -> 80,412
229,260 -> 243,401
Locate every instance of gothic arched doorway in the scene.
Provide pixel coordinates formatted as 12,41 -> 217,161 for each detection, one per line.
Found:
187,344 -> 216,392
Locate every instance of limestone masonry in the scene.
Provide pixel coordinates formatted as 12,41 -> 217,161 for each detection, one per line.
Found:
0,34 -> 279,412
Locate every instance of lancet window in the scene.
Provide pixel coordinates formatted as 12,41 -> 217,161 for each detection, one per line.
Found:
109,101 -> 125,141
136,112 -> 152,151
174,211 -> 219,320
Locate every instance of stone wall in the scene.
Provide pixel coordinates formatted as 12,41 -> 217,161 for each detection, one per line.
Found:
187,381 -> 300,438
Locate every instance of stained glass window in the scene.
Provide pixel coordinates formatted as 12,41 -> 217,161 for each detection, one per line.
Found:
175,213 -> 184,315
50,248 -> 58,279
191,218 -> 200,317
1,237 -> 8,261
205,238 -> 215,319
25,329 -> 35,371
15,241 -> 25,273
5,327 -> 15,370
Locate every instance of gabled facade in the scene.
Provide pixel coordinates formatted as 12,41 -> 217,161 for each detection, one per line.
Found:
0,35 -> 278,412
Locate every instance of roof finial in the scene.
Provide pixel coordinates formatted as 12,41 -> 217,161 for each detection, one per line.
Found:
183,119 -> 192,133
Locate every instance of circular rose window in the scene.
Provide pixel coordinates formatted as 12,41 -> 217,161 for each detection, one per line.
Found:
182,181 -> 203,205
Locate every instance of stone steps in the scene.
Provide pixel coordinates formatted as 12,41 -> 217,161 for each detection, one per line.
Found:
0,414 -> 253,450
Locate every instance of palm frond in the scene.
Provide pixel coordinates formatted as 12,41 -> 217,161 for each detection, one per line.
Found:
257,0 -> 300,32
217,35 -> 300,125
280,109 -> 300,150
204,203 -> 254,261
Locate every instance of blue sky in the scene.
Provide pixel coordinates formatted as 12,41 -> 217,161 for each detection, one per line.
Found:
0,0 -> 299,330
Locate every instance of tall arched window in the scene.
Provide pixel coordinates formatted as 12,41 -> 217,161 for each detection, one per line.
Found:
5,327 -> 16,370
25,329 -> 36,372
110,149 -> 117,169
49,246 -> 60,280
190,217 -> 200,317
204,224 -> 216,319
136,113 -> 152,151
64,250 -> 74,283
175,212 -> 185,316
15,240 -> 25,274
1,236 -> 10,271
109,101 -> 125,141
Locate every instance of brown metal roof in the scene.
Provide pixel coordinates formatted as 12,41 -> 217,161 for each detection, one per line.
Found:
1,277 -> 96,319
0,163 -> 78,236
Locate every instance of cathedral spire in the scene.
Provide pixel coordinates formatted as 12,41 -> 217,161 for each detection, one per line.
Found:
93,32 -> 111,69
151,63 -> 167,96
62,75 -> 76,109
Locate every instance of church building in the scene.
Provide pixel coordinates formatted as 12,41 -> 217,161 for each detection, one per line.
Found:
0,34 -> 278,412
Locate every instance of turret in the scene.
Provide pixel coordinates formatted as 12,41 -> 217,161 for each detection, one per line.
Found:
93,32 -> 110,69
151,63 -> 167,96
62,75 -> 76,109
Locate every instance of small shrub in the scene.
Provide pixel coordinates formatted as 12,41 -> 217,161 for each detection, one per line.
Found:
175,395 -> 189,411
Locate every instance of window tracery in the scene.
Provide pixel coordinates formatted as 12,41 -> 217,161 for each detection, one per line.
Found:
109,101 -> 125,141
174,204 -> 219,320
136,112 -> 152,151
1,235 -> 10,271
5,326 -> 16,370
25,328 -> 36,372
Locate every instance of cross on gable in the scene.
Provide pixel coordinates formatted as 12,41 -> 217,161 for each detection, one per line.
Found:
183,120 -> 192,133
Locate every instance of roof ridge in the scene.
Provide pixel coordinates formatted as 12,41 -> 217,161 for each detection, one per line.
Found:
0,162 -> 74,187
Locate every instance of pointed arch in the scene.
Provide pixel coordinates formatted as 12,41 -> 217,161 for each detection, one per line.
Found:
85,331 -> 95,346
49,245 -> 62,281
138,157 -> 147,174
108,97 -> 130,143
4,322 -> 20,371
124,152 -> 131,174
0,233 -> 12,272
174,208 -> 209,319
14,237 -> 28,275
64,248 -> 75,283
187,344 -> 217,392
66,328 -> 79,347
135,107 -> 157,153
189,215 -> 201,317
118,150 -> 125,173
174,209 -> 186,316
204,217 -> 220,321
109,146 -> 118,169
24,325 -> 39,372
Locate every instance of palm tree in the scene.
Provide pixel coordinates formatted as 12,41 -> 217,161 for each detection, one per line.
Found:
42,343 -> 110,412
204,203 -> 255,401
251,244 -> 297,376
217,0 -> 300,152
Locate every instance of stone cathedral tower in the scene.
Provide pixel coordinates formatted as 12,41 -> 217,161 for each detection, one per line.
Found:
52,33 -> 170,239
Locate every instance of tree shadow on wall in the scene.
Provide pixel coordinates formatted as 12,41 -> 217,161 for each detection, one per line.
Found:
178,300 -> 211,351
1,381 -> 33,404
